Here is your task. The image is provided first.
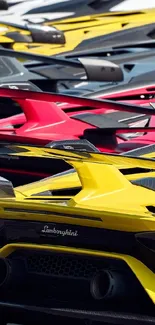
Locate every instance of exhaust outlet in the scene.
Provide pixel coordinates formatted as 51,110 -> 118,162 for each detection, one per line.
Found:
90,270 -> 134,300
0,258 -> 11,288
0,258 -> 27,290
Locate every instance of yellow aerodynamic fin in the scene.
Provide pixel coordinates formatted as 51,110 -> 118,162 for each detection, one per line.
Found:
9,145 -> 155,215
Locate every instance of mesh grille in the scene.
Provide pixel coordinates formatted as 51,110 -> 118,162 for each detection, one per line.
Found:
26,253 -> 108,279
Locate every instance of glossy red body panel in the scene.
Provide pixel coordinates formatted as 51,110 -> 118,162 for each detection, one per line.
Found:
0,87 -> 154,152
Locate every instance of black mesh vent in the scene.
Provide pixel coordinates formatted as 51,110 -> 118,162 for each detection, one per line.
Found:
26,252 -> 108,279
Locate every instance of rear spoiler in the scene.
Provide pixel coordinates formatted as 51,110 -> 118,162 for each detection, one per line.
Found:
73,22 -> 155,53
0,88 -> 154,116
63,40 -> 155,59
0,88 -> 154,147
0,48 -> 123,82
9,142 -> 155,170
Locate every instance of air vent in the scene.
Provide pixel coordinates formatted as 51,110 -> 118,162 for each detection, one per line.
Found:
124,64 -> 135,72
121,23 -> 128,28
146,206 -> 155,213
120,168 -> 152,175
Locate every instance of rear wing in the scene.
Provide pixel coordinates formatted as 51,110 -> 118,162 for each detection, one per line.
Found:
0,88 -> 154,147
7,142 -> 155,170
0,48 -> 124,83
0,88 -> 154,116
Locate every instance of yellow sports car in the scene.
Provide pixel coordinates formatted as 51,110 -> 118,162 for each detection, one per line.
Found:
0,144 -> 155,319
0,9 -> 155,55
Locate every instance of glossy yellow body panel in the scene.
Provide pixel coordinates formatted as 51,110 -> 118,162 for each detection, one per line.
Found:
0,145 -> 154,233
